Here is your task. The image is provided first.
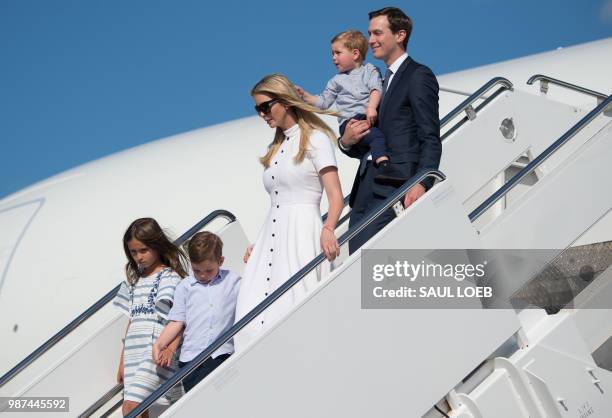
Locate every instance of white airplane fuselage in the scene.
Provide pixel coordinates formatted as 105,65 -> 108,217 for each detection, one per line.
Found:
0,37 -> 611,377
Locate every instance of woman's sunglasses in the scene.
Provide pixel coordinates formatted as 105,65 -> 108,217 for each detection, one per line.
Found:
254,99 -> 280,115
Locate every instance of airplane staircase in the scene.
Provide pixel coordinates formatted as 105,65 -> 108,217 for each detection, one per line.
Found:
1,75 -> 611,418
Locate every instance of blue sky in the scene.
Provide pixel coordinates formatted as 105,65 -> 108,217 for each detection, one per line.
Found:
1,0 -> 611,199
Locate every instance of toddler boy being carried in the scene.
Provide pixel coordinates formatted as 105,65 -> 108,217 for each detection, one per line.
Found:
297,30 -> 397,180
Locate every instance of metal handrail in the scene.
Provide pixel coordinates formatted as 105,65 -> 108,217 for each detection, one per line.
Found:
527,74 -> 608,101
174,210 -> 236,244
469,94 -> 612,222
337,208 -> 351,230
0,209 -> 237,389
325,78 -> 512,235
440,86 -> 473,97
78,383 -> 123,418
99,399 -> 123,418
126,170 -> 446,418
325,77 -> 512,232
321,194 -> 350,223
440,77 -> 513,129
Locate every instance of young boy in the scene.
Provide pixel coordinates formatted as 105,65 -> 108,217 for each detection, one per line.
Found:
297,30 -> 392,173
153,231 -> 241,392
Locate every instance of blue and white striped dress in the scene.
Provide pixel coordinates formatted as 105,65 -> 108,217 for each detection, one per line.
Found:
113,267 -> 183,404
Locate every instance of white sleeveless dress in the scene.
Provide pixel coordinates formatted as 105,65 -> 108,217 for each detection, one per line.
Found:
234,124 -> 336,351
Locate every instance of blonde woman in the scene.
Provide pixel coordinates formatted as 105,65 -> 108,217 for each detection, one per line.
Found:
235,74 -> 343,351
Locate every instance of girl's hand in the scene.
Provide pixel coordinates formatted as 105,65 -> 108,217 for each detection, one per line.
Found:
117,361 -> 124,384
158,347 -> 175,368
152,342 -> 162,365
320,226 -> 340,261
243,244 -> 254,263
161,344 -> 176,367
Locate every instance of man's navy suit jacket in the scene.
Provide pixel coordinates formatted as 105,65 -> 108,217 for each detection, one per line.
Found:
342,57 -> 442,208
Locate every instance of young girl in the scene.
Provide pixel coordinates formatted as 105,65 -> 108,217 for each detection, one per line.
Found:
113,218 -> 188,417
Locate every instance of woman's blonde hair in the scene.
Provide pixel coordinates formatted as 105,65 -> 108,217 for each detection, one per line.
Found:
251,74 -> 337,168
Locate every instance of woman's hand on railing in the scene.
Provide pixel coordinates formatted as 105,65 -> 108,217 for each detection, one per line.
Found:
243,244 -> 254,263
320,225 -> 340,261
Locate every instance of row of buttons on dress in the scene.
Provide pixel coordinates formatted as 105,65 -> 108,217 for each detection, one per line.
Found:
262,136 -> 289,325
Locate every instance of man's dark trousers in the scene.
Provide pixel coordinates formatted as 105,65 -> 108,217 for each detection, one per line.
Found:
347,161 -> 396,254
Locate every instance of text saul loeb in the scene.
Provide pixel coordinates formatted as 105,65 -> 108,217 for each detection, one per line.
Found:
370,260 -> 493,299
373,285 -> 493,299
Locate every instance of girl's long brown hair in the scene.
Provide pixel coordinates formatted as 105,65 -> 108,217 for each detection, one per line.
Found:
122,218 -> 188,285
251,74 -> 337,168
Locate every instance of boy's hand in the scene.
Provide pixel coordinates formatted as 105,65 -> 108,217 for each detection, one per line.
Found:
157,347 -> 174,368
294,85 -> 317,105
243,244 -> 254,263
366,107 -> 378,126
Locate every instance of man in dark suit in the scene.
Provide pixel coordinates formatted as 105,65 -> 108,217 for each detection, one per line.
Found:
339,7 -> 441,254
